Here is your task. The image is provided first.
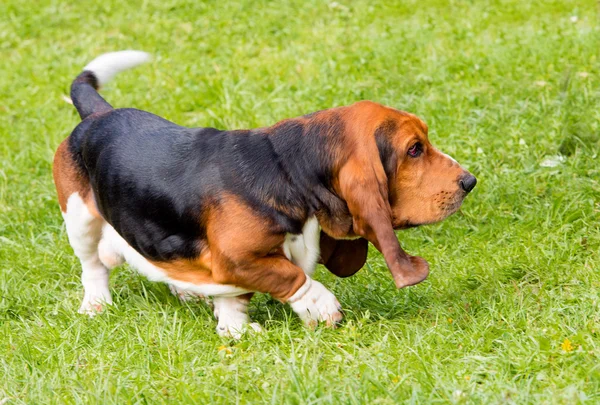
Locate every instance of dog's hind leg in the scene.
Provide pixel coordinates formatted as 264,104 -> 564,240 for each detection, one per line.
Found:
54,140 -> 111,315
63,193 -> 112,315
98,223 -> 125,270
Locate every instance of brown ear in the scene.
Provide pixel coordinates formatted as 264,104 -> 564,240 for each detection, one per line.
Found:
338,158 -> 429,288
319,231 -> 368,278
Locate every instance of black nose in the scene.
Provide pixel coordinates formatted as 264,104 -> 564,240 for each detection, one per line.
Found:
459,174 -> 477,193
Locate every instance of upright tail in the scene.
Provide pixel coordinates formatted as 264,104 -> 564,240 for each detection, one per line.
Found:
70,50 -> 151,120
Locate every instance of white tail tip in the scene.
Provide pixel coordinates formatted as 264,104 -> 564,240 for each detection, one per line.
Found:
83,50 -> 152,87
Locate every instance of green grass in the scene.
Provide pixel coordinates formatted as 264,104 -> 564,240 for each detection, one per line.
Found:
1,0 -> 599,403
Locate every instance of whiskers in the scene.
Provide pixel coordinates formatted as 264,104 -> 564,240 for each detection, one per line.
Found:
435,191 -> 464,216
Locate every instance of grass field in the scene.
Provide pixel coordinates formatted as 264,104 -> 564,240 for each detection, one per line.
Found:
1,0 -> 599,403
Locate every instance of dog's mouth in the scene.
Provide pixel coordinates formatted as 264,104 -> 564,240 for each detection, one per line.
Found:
437,192 -> 467,219
392,192 -> 467,230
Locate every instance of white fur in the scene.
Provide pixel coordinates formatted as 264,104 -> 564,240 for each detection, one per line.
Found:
288,277 -> 342,327
213,296 -> 262,339
83,50 -> 151,87
62,193 -> 247,316
282,216 -> 321,276
442,152 -> 458,164
98,229 -> 125,269
168,284 -> 207,302
282,217 -> 343,327
99,215 -> 322,292
100,225 -> 263,338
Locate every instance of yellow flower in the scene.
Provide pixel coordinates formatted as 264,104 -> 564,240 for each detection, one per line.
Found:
218,345 -> 233,354
561,338 -> 573,353
448,318 -> 453,324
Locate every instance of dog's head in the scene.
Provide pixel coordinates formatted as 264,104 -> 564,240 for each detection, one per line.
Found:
372,105 -> 476,229
319,101 -> 476,284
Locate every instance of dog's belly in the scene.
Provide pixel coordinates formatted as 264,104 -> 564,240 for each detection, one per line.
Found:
100,223 -> 248,297
100,216 -> 321,297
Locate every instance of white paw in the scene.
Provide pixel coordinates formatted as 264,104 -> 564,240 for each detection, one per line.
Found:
78,292 -> 112,317
216,319 -> 263,339
213,296 -> 260,339
288,278 -> 343,328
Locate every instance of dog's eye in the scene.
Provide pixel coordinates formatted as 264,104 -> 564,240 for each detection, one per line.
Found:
407,142 -> 422,158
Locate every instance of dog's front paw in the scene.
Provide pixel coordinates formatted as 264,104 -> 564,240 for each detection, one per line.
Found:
288,278 -> 343,328
213,296 -> 261,339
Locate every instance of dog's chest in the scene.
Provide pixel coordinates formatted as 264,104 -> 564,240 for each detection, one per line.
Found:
282,216 -> 321,276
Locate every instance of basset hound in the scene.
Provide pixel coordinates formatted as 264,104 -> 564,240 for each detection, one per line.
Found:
53,51 -> 476,338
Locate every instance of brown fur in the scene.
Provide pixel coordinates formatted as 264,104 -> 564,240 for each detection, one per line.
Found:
204,194 -> 308,300
144,194 -> 308,300
52,140 -> 98,216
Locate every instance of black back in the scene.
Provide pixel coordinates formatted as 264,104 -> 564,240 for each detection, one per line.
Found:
69,108 -> 344,261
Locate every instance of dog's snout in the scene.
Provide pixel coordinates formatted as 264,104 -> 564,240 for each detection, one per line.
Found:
459,174 -> 477,193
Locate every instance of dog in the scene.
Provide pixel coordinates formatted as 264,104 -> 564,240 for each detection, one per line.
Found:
53,51 -> 476,338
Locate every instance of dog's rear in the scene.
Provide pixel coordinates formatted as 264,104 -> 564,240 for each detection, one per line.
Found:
53,51 -> 151,314
54,52 -> 266,339
55,50 -> 151,213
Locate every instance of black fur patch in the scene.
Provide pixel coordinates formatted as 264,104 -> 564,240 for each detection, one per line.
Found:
375,119 -> 398,179
71,71 -> 112,119
73,71 -> 100,90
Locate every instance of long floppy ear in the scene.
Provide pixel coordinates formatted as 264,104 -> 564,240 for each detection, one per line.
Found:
319,231 -> 368,278
338,158 -> 429,288
336,106 -> 430,289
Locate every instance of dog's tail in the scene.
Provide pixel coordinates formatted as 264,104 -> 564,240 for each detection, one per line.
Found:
70,51 -> 151,120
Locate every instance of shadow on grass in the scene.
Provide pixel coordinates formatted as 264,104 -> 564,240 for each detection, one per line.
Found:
103,260 -> 545,331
